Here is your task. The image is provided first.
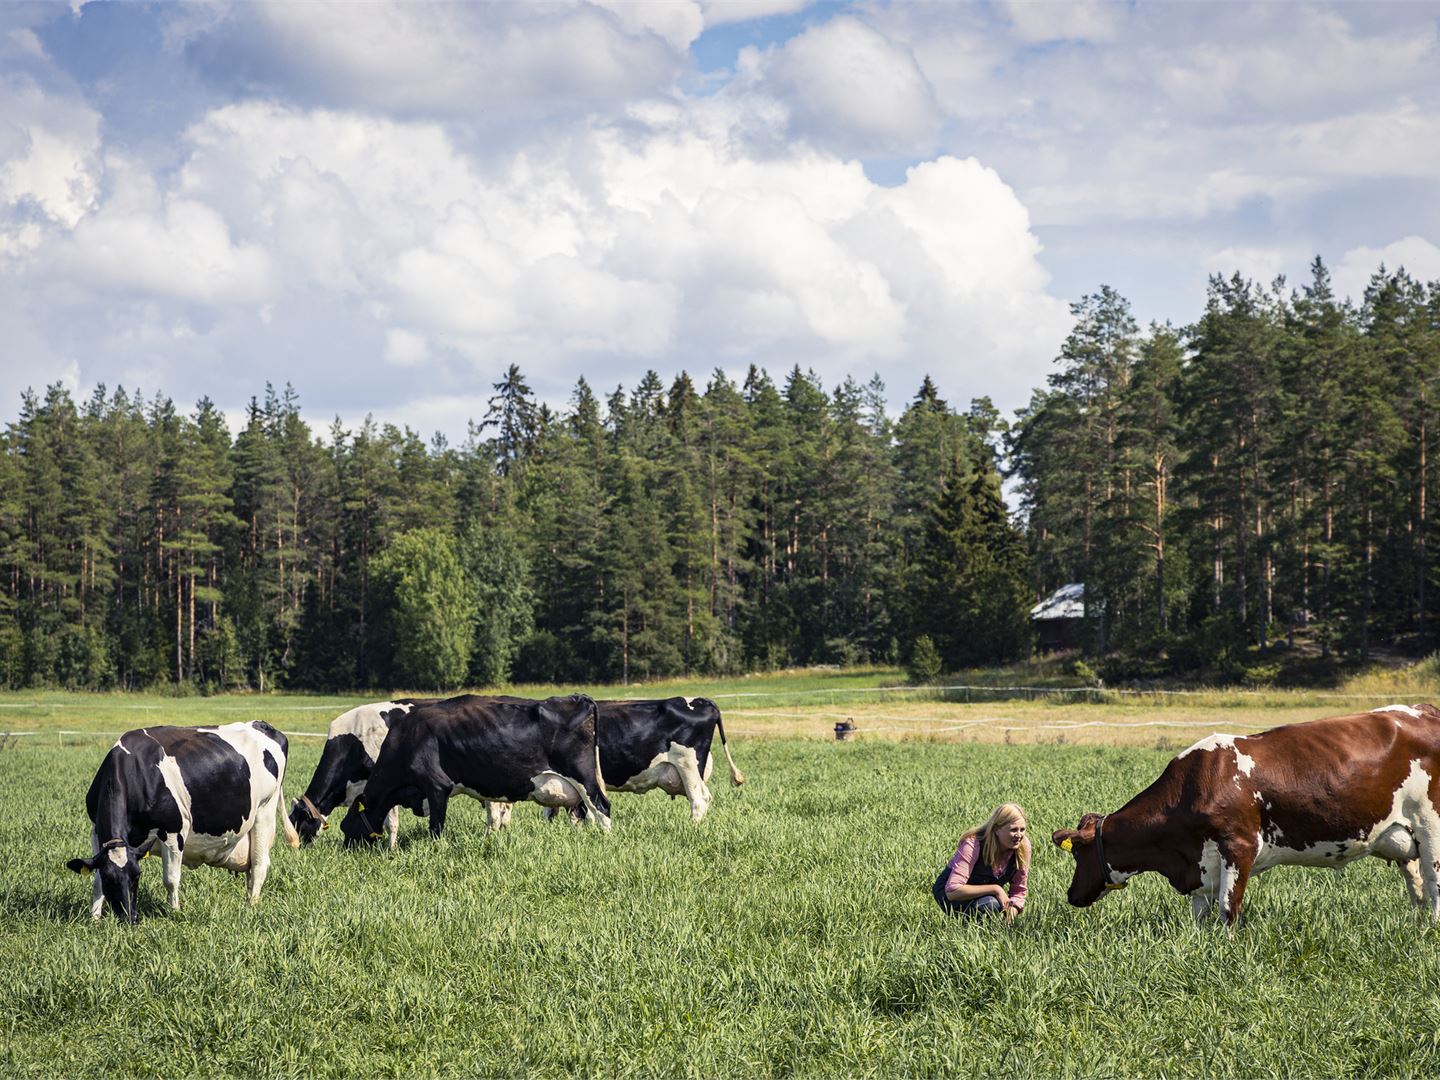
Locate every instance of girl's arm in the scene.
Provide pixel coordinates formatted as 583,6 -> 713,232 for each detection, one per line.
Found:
942,837 -> 1008,904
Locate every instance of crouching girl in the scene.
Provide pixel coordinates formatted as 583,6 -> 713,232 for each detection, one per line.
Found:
933,802 -> 1030,922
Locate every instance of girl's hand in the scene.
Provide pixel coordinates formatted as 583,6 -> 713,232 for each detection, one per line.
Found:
992,885 -> 1009,905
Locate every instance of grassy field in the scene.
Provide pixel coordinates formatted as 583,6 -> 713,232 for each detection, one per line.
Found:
3,678 -> 1440,1077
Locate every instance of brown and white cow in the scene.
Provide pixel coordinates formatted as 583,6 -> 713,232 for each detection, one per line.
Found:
1052,704 -> 1440,926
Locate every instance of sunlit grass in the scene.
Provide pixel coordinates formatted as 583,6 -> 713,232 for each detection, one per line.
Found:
4,733 -> 1440,1077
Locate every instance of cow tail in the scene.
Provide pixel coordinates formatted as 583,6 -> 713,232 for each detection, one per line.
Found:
592,699 -> 608,797
716,713 -> 746,787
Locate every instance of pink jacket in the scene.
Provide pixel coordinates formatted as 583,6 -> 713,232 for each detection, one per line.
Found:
942,834 -> 1028,909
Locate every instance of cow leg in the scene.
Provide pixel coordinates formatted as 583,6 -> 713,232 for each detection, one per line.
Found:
1398,859 -> 1426,908
246,797 -> 281,906
426,790 -> 450,839
1416,832 -> 1440,920
485,802 -> 513,831
665,743 -> 712,823
159,837 -> 183,910
1216,845 -> 1256,928
385,807 -> 400,851
1189,892 -> 1213,924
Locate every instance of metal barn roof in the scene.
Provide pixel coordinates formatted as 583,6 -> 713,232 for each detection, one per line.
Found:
1030,582 -> 1085,621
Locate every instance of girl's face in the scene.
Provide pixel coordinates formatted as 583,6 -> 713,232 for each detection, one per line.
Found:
996,816 -> 1027,852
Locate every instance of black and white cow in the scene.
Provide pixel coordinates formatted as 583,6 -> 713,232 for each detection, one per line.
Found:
66,721 -> 300,923
290,699 -> 514,847
539,697 -> 745,824
339,694 -> 610,847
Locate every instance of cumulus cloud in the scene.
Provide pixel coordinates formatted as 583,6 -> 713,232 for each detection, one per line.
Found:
1,65 -> 1067,432
1202,245 -> 1296,288
998,0 -> 1121,45
180,0 -> 691,119
744,16 -> 943,155
1334,237 -> 1440,303
702,0 -> 813,29
0,74 -> 101,234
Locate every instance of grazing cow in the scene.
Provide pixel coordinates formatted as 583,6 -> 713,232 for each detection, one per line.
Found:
339,694 -> 610,847
66,721 -> 300,923
539,697 -> 745,824
1052,704 -> 1440,926
290,699 -> 515,848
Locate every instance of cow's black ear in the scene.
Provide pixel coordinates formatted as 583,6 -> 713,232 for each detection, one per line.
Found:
66,856 -> 96,874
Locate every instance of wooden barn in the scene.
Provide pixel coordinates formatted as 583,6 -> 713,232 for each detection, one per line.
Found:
1031,583 -> 1085,653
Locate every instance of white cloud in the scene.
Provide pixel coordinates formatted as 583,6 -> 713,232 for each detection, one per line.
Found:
1334,236 -> 1440,303
186,0 -> 690,117
47,160 -> 273,305
1202,245 -> 1296,287
750,16 -> 943,155
702,1 -> 813,29
384,328 -> 429,367
0,74 -> 101,231
1,67 -> 1068,433
999,0 -> 1121,45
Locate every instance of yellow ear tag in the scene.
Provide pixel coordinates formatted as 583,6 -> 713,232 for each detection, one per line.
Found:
369,832 -> 382,839
355,801 -> 364,812
82,866 -> 93,876
141,849 -> 151,861
321,820 -> 330,830
1060,838 -> 1073,852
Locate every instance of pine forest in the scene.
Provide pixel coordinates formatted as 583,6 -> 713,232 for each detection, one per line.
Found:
1,257 -> 1436,691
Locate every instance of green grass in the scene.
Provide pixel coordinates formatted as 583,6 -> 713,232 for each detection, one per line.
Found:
4,729 -> 1440,1077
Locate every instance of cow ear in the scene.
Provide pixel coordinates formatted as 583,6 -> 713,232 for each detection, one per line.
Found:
1052,829 -> 1084,851
66,856 -> 97,875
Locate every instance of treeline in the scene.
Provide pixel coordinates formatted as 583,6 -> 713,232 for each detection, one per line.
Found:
0,367 -> 1029,690
1011,259 -> 1439,675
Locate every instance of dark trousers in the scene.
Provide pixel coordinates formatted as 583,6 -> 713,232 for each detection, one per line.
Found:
932,870 -> 1005,918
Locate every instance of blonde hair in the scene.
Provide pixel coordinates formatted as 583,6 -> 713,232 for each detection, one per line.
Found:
963,802 -> 1031,871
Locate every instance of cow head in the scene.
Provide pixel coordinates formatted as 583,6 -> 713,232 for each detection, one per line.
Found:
289,795 -> 328,845
66,839 -> 146,923
1052,813 -> 1119,908
339,797 -> 383,849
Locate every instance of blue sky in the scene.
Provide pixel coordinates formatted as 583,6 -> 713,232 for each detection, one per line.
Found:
3,1 -> 1439,443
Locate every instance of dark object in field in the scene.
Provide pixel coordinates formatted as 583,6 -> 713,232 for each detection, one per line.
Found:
834,720 -> 857,741
340,693 -> 610,847
65,722 -> 300,923
538,697 -> 746,825
1053,703 -> 1440,927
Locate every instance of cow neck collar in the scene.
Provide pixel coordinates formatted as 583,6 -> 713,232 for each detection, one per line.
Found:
298,794 -> 329,828
353,800 -> 381,839
100,837 -> 126,851
1096,814 -> 1128,890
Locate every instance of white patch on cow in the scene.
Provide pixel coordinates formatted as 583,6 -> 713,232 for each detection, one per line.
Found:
1177,733 -> 1239,759
684,697 -> 697,709
527,772 -> 610,832
1249,759 -> 1438,897
144,722 -> 291,907
612,742 -> 713,821
1374,704 -> 1423,719
329,700 -> 415,761
106,845 -> 128,868
486,802 -> 513,830
1193,838 -> 1222,909
342,780 -> 366,806
1178,733 -> 1254,789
